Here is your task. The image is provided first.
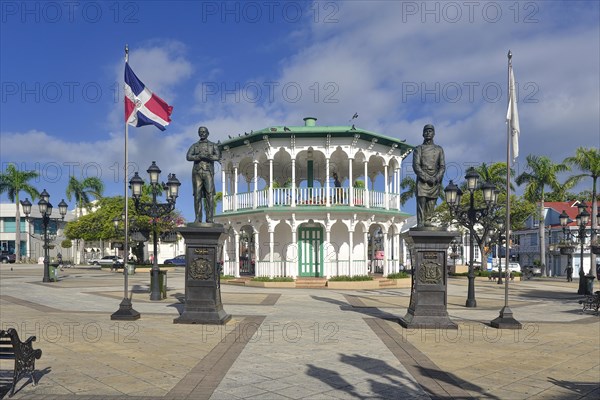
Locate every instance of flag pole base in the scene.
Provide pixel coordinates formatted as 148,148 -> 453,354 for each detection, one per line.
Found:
490,306 -> 521,329
111,297 -> 141,320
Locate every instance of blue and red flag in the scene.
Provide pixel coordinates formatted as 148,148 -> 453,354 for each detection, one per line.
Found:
124,62 -> 173,131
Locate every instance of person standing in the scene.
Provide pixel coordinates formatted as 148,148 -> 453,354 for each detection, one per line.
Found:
412,124 -> 446,228
332,172 -> 342,204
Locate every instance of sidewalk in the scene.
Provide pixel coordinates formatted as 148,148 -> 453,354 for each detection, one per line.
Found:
0,264 -> 598,399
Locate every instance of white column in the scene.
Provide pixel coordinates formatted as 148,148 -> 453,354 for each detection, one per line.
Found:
391,232 -> 400,274
364,161 -> 369,208
291,225 -> 297,277
384,164 -> 389,210
291,158 -> 296,207
348,230 -> 354,277
234,231 -> 240,277
253,230 -> 259,276
349,158 -> 354,207
253,161 -> 258,209
325,158 -> 330,207
396,167 -> 401,210
325,228 -> 331,278
383,231 -> 389,277
222,235 -> 229,275
221,168 -> 227,212
364,230 -> 369,274
268,159 -> 273,207
269,230 -> 275,277
233,165 -> 239,212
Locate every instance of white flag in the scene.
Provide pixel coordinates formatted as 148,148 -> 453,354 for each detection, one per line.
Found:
506,67 -> 520,162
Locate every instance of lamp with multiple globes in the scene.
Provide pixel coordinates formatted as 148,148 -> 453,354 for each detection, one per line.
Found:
21,190 -> 68,282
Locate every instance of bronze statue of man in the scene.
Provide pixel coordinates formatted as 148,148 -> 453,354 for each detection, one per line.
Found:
413,124 -> 445,228
187,126 -> 221,223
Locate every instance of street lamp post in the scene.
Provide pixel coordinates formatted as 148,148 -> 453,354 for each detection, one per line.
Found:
561,203 -> 599,295
21,190 -> 68,282
449,238 -> 461,274
444,168 -> 498,308
130,161 -> 180,301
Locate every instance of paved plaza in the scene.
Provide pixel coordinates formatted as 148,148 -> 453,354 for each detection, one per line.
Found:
0,263 -> 598,399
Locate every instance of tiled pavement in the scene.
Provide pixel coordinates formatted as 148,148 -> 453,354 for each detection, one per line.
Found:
0,264 -> 598,399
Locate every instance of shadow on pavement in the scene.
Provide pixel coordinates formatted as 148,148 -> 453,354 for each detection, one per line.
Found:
0,366 -> 51,399
548,377 -> 600,398
310,295 -> 401,321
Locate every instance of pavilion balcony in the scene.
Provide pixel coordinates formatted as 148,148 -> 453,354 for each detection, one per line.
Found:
222,187 -> 402,212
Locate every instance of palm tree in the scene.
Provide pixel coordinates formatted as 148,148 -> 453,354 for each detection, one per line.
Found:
475,162 -> 515,194
399,176 -> 416,206
66,176 -> 104,218
564,147 -> 600,272
0,164 -> 40,261
516,155 -> 570,276
66,176 -> 104,263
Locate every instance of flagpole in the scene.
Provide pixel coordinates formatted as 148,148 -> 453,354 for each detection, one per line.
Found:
504,51 -> 512,308
112,44 -> 140,320
491,50 -> 521,329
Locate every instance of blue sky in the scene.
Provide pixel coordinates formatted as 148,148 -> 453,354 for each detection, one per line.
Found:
1,0 -> 599,222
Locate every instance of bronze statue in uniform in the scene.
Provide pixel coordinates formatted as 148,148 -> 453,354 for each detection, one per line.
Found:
187,126 -> 221,223
412,124 -> 445,228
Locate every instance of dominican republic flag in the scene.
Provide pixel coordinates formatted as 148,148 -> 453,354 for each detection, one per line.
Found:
124,62 -> 173,131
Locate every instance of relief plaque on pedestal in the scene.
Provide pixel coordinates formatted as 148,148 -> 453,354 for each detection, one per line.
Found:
174,225 -> 231,325
399,229 -> 457,329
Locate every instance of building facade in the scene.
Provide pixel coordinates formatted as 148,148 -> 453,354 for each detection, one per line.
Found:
513,201 -> 596,277
0,203 -> 73,263
215,117 -> 414,278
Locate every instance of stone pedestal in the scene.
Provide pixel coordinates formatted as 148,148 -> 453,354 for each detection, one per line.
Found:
399,229 -> 457,329
173,224 -> 231,325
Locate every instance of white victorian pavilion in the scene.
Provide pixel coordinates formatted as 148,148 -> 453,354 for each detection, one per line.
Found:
215,117 -> 414,278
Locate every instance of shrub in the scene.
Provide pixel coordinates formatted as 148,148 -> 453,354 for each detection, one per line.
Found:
251,276 -> 294,282
386,272 -> 410,279
328,275 -> 373,281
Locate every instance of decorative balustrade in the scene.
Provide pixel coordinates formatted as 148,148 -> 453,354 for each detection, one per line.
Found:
222,187 -> 400,212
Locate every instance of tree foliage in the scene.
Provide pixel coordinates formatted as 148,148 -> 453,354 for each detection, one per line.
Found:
0,164 -> 40,260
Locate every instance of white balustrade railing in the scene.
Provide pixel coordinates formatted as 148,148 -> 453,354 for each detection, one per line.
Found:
273,188 -> 293,206
330,187 -> 349,205
296,187 -> 326,205
222,188 -> 394,212
353,188 -> 366,206
237,192 -> 253,210
370,191 -> 385,209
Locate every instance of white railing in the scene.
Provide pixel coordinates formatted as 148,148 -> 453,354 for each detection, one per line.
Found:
370,191 -> 385,209
255,260 -> 289,277
273,188 -> 293,206
297,187 -> 326,205
222,188 -> 393,212
256,189 -> 268,208
330,187 -> 349,206
222,260 -> 236,276
353,188 -> 366,207
237,192 -> 253,210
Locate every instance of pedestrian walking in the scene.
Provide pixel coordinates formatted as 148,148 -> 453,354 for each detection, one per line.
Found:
566,263 -> 573,282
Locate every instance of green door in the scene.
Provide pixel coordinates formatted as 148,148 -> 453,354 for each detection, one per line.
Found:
299,227 -> 323,277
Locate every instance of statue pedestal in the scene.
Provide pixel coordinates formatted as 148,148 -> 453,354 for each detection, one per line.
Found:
173,224 -> 231,325
399,229 -> 457,329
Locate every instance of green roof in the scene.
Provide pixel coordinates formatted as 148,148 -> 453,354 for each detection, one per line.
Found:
219,123 -> 414,154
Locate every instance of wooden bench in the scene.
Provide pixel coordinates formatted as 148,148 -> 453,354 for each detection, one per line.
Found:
0,328 -> 42,397
579,291 -> 600,314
